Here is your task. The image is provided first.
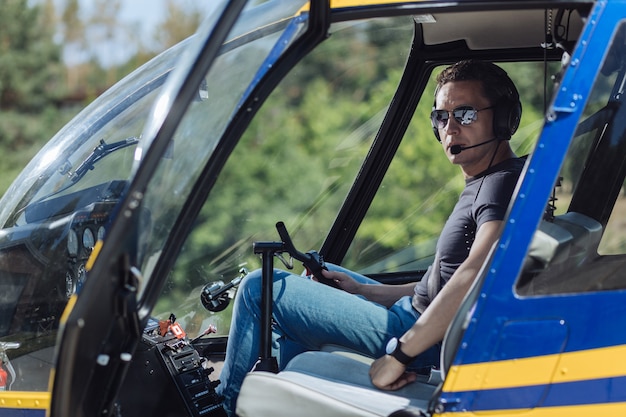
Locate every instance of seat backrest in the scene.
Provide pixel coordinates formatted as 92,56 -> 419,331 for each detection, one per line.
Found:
440,211 -> 603,375
524,212 -> 602,272
518,211 -> 602,294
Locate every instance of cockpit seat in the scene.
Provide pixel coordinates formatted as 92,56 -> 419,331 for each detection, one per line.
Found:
236,350 -> 436,417
236,211 -> 603,417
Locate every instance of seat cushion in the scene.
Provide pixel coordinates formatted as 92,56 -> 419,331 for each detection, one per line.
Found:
236,351 -> 436,417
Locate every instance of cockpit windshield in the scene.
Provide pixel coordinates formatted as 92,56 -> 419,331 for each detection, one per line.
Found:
0,0 -> 309,394
131,0 -> 310,299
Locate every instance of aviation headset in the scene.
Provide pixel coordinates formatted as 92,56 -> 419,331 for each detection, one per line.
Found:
432,61 -> 522,143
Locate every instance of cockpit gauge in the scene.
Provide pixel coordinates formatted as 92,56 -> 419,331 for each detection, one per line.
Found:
82,228 -> 95,250
97,226 -> 106,242
67,229 -> 79,256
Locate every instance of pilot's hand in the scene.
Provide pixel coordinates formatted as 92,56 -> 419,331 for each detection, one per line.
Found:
369,355 -> 417,391
319,269 -> 361,294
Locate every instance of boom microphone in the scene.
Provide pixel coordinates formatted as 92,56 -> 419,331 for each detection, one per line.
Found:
450,138 -> 497,155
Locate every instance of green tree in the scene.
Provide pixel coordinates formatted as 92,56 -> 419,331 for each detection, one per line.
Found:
168,18 -> 421,287
0,0 -> 67,194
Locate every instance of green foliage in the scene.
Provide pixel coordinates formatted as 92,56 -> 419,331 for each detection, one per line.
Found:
0,0 -> 64,111
164,18 -> 554,296
0,0 -> 69,195
164,19 -> 416,294
0,0 -> 215,199
0,6 -> 555,328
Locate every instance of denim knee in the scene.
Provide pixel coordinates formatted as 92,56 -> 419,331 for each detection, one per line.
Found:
235,268 -> 290,315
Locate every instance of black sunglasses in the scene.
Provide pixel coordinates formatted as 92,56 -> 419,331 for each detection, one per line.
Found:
430,105 -> 494,129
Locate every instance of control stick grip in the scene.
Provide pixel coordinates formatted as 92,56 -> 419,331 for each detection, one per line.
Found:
275,222 -> 337,288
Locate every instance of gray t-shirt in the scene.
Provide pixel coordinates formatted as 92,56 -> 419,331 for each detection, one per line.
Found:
412,157 -> 525,313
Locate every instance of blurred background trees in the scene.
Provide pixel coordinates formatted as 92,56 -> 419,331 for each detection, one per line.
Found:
0,0 -> 551,200
0,1 -> 558,331
0,0 -> 65,192
0,0 -> 203,194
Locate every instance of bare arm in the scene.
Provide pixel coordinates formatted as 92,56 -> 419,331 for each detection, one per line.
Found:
321,269 -> 416,308
369,220 -> 502,390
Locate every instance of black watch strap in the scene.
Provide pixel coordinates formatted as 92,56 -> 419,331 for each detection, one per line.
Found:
390,340 -> 416,366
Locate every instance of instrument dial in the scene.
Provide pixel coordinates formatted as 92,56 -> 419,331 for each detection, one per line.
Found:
97,226 -> 106,242
67,229 -> 79,256
82,228 -> 95,250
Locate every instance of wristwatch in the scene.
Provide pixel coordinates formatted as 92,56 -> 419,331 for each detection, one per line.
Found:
385,337 -> 416,366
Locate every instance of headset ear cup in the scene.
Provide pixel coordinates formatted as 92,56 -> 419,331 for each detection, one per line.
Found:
493,96 -> 522,140
509,101 -> 522,136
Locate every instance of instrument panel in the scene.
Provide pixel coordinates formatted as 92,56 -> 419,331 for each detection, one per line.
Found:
0,181 -> 125,338
64,201 -> 115,297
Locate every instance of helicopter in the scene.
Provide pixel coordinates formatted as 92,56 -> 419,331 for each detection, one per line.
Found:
1,0 -> 625,416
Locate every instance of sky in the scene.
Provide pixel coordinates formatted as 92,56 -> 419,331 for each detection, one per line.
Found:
120,0 -> 169,23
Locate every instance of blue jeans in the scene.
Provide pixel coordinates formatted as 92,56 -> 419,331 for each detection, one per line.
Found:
217,264 -> 441,415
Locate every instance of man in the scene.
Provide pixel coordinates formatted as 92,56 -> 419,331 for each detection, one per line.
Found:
368,59 -> 523,390
217,60 -> 525,414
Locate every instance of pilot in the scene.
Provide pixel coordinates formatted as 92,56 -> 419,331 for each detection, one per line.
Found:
217,60 -> 526,414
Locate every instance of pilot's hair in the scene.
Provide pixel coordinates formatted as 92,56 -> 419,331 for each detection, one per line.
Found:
435,60 -> 519,108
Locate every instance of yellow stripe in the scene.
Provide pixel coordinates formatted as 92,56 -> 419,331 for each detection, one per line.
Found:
436,402 -> 626,417
60,294 -> 77,325
444,344 -> 626,392
299,0 -> 426,13
86,239 -> 103,271
0,391 -> 50,409
331,0 -> 428,7
551,345 -> 626,383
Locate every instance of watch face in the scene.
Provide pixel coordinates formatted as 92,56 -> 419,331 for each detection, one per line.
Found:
386,337 -> 398,355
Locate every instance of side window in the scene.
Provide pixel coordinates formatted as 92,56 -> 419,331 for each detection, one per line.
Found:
517,23 -> 626,296
152,17 -> 414,337
343,79 -> 462,274
345,62 -> 545,276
